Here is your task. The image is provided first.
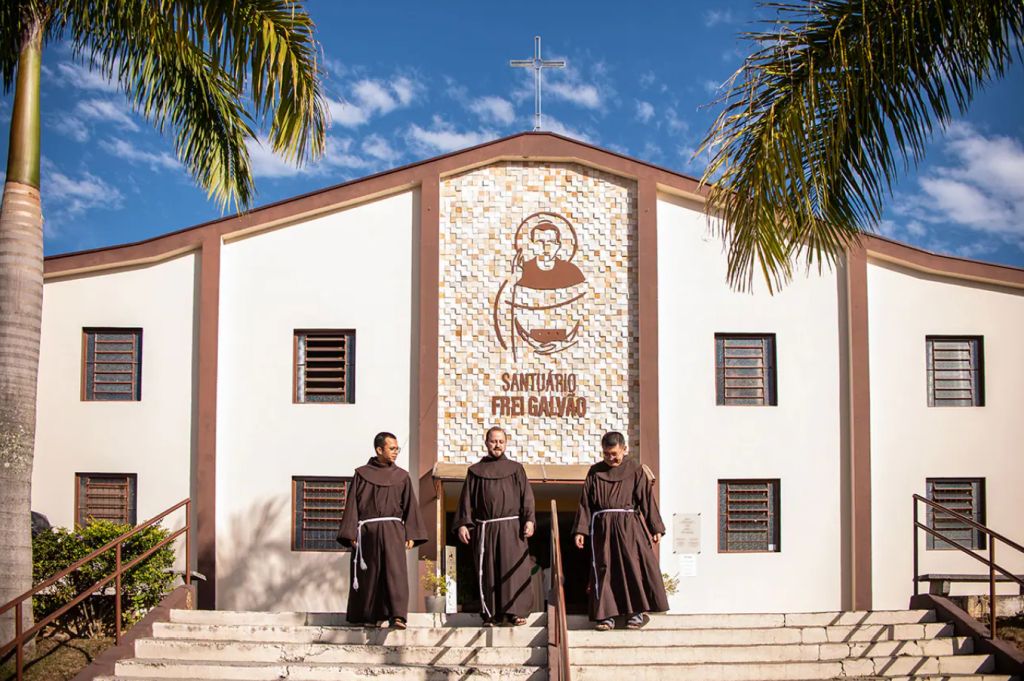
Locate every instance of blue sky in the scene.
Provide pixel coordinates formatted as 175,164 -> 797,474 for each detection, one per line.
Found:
1,1 -> 1022,268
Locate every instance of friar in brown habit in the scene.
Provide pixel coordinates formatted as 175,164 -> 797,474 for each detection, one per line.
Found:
573,430 -> 669,630
337,431 -> 427,628
454,426 -> 536,626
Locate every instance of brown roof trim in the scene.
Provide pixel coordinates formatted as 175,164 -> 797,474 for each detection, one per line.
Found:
862,234 -> 1024,289
42,131 -> 1024,288
43,132 -> 706,278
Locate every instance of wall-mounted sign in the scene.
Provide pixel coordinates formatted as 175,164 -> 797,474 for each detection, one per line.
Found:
672,513 -> 701,554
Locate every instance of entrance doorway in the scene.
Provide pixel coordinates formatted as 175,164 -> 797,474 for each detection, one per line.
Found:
441,481 -> 589,614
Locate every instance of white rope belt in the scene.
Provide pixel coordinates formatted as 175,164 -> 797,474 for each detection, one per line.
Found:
476,515 -> 520,619
352,516 -> 403,591
589,508 -> 636,604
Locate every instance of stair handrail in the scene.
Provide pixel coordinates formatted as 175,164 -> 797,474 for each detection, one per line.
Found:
0,498 -> 192,681
913,493 -> 1024,639
547,499 -> 571,681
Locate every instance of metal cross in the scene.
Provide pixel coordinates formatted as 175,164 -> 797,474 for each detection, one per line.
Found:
509,36 -> 566,131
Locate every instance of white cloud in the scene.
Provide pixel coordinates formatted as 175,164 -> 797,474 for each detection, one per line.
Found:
546,80 -> 602,109
639,71 -> 657,89
361,134 -> 400,162
899,123 -> 1024,238
246,137 -> 303,178
390,76 -> 418,107
635,101 -> 655,124
542,116 -> 594,144
45,169 -> 124,216
407,118 -> 495,154
329,75 -> 424,128
75,98 -> 139,132
704,9 -> 735,27
665,107 -> 689,134
469,96 -> 515,126
100,138 -> 179,171
53,116 -> 89,142
55,61 -> 119,92
703,79 -> 725,94
247,134 -> 372,178
327,98 -> 370,127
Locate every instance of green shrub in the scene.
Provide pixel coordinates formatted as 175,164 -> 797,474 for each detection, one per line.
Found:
32,520 -> 176,637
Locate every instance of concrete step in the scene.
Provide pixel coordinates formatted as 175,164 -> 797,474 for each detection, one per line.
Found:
134,638 -> 546,666
567,621 -> 955,646
571,653 -> 996,680
152,621 -> 546,647
169,609 -> 546,628
113,659 -> 546,680
168,608 -> 936,630
564,609 -> 938,630
568,636 -> 973,664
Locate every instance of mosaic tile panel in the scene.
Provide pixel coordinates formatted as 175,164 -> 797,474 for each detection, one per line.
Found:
438,162 -> 639,464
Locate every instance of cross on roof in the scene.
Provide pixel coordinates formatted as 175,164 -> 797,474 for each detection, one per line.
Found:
509,36 -> 566,132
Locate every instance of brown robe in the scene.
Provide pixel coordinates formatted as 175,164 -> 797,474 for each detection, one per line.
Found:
454,455 -> 536,619
572,457 -> 669,620
336,458 -> 426,624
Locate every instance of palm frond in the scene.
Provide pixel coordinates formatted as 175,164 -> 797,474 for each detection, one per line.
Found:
48,0 -> 328,211
698,0 -> 1024,292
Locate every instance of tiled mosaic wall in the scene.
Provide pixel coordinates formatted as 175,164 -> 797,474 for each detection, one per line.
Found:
438,162 -> 639,464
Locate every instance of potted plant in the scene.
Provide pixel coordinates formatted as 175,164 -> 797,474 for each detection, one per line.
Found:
421,559 -> 447,613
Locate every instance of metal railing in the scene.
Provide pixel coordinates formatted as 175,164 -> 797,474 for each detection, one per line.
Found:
547,499 -> 571,681
0,498 -> 192,680
913,494 -> 1024,638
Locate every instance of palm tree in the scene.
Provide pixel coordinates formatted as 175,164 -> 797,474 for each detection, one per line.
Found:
699,0 -> 1024,291
0,0 -> 327,646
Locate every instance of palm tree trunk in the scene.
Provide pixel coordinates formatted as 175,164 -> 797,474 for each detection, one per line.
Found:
0,14 -> 44,654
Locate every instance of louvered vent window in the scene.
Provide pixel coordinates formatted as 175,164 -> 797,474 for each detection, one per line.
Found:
83,329 -> 142,401
295,330 -> 355,403
715,334 -> 777,406
718,480 -> 780,552
76,473 -> 137,526
926,478 -> 985,550
293,477 -> 351,551
926,336 -> 984,407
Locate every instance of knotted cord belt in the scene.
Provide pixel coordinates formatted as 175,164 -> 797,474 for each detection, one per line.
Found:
589,508 -> 637,604
352,516 -> 403,591
475,515 -> 520,619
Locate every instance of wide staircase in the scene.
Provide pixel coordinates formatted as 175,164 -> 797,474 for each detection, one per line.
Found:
92,607 -> 1019,681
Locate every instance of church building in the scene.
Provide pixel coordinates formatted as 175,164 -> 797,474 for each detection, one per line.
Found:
32,132 -> 1024,615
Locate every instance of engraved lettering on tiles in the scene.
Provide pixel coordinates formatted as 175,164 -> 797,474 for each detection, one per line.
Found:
438,162 -> 639,464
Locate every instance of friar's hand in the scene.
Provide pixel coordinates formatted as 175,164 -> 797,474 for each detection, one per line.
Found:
457,525 -> 471,544
523,521 -> 535,539
652,533 -> 662,544
574,534 -> 585,549
405,539 -> 414,549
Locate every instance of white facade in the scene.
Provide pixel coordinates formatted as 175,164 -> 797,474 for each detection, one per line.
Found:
30,136 -> 1024,614
215,191 -> 419,611
656,194 -> 845,613
867,260 -> 1024,609
34,253 -> 198,549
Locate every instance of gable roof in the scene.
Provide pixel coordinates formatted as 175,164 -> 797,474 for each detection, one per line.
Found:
43,131 -> 1024,288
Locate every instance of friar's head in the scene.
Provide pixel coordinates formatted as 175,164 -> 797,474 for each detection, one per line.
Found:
600,431 -> 627,467
484,426 -> 507,459
374,431 -> 400,465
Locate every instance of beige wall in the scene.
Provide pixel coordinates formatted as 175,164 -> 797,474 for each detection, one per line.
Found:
655,193 -> 846,613
215,191 -> 418,611
868,260 -> 1024,609
34,253 -> 198,550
